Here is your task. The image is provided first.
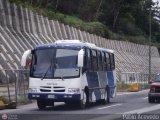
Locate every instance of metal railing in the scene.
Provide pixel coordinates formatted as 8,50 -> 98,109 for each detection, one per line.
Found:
117,72 -> 156,91
0,69 -> 29,105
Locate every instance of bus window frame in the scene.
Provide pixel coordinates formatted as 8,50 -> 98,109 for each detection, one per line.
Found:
97,51 -> 103,71
110,53 -> 115,70
91,49 -> 98,71
106,52 -> 111,71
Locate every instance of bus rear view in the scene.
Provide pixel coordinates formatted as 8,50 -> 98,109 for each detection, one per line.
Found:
21,40 -> 116,109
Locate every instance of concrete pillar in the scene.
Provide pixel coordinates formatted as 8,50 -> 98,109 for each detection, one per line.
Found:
25,8 -> 43,44
65,25 -> 72,39
49,20 -> 59,40
77,29 -> 84,41
34,13 -> 48,43
83,31 -> 88,43
101,38 -> 106,48
53,20 -> 63,39
70,26 -> 76,39
95,35 -> 99,47
26,9 -> 43,44
19,6 -> 37,46
6,2 -> 28,52
2,0 -> 12,28
39,15 -> 52,43
87,32 -> 92,43
59,23 -> 67,39
44,17 -> 56,42
0,0 -> 7,27
0,30 -> 20,63
74,28 -> 79,40
0,0 -> 22,64
98,36 -> 102,47
82,31 -> 87,42
15,5 -> 33,48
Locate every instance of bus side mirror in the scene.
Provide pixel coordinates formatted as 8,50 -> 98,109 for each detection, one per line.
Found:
77,49 -> 84,67
21,50 -> 31,67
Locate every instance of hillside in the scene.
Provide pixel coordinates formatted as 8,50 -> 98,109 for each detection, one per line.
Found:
10,0 -> 160,47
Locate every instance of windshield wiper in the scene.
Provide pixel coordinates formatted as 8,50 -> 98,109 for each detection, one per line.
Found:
41,59 -> 53,80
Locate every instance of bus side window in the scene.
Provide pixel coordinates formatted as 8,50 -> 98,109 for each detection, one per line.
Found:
91,50 -> 98,71
110,53 -> 115,70
98,51 -> 103,71
85,48 -> 92,71
106,52 -> 111,71
102,52 -> 106,71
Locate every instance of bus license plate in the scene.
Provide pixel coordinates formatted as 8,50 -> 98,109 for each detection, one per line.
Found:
48,95 -> 55,99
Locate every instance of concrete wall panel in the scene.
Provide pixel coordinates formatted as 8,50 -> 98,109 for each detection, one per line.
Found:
0,0 -> 160,81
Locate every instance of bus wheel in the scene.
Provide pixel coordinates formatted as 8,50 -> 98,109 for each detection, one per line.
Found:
37,99 -> 46,110
79,91 -> 88,109
102,87 -> 110,104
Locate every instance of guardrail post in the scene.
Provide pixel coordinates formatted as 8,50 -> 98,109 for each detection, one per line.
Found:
5,70 -> 11,103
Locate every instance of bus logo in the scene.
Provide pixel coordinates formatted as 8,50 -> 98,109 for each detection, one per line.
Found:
47,83 -> 58,86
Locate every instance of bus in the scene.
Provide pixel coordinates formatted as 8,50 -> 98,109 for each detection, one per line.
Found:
21,40 -> 116,109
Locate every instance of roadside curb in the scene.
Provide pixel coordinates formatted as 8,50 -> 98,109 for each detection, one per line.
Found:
117,89 -> 149,96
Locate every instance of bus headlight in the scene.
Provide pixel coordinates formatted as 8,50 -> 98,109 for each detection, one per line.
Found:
68,88 -> 80,93
29,88 -> 37,93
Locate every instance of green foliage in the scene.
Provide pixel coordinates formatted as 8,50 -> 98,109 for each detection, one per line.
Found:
117,18 -> 143,36
0,97 -> 9,104
10,0 -> 160,48
109,33 -> 147,44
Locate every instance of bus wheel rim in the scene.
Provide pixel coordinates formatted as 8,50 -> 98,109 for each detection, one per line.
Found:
82,92 -> 87,105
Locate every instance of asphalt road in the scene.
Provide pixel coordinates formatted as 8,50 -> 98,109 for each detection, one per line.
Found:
0,89 -> 160,120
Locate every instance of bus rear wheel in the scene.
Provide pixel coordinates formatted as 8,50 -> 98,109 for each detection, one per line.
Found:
102,87 -> 110,104
37,99 -> 46,110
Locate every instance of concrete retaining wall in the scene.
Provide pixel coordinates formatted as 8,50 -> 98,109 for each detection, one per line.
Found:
0,0 -> 160,82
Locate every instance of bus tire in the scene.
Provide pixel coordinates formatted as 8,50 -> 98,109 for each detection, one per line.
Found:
37,99 -> 46,110
102,86 -> 110,104
79,90 -> 89,109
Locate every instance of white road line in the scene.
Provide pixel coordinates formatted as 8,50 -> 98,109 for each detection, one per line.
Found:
118,93 -> 130,96
143,97 -> 148,99
98,104 -> 122,110
123,104 -> 160,114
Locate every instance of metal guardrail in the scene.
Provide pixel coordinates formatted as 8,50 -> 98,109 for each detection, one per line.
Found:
117,72 -> 156,91
0,69 -> 29,105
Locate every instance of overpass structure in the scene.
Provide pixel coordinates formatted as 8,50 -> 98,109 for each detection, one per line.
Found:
0,0 -> 160,83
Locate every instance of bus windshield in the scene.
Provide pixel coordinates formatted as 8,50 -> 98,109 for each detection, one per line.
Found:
30,48 -> 80,79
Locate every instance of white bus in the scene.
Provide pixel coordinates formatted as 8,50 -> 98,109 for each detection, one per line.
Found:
21,40 -> 116,109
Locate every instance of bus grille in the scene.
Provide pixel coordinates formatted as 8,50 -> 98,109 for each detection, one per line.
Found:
40,86 -> 65,92
40,86 -> 51,92
53,86 -> 65,92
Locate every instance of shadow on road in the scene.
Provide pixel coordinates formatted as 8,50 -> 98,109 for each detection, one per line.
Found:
37,102 -> 114,111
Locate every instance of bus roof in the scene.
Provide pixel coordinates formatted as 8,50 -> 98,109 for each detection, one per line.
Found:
34,40 -> 114,53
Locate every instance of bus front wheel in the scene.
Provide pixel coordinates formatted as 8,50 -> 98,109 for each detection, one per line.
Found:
37,99 -> 46,110
79,90 -> 89,109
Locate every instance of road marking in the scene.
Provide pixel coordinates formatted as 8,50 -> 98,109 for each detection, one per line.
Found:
118,93 -> 130,96
143,97 -> 148,99
98,104 -> 122,110
123,104 -> 160,114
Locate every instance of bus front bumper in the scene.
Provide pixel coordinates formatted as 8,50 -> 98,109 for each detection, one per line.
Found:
28,93 -> 81,101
